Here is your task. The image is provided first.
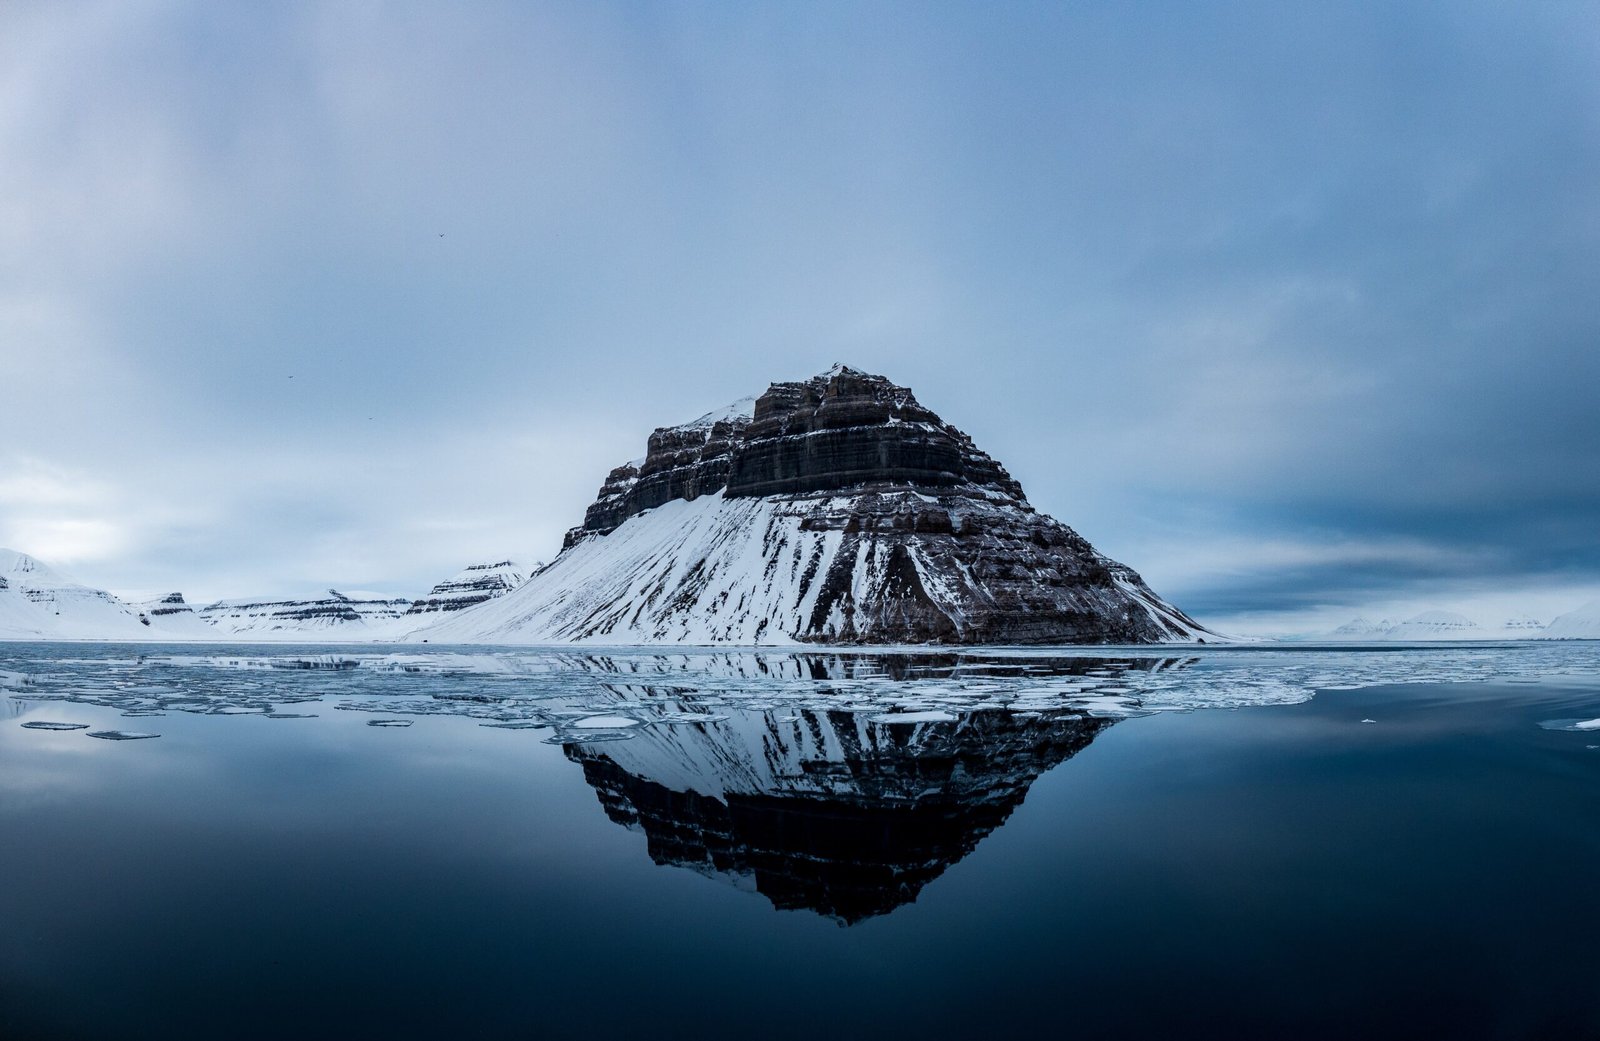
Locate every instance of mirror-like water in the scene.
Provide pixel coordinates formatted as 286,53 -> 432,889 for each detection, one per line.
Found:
2,642 -> 1598,1039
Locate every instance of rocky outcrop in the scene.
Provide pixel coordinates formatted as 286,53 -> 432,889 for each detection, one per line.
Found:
570,398 -> 755,549
138,592 -> 194,618
405,561 -> 535,616
417,366 -> 1215,645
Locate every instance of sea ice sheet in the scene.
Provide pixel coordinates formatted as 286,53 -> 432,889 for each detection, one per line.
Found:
2,644 -> 1597,737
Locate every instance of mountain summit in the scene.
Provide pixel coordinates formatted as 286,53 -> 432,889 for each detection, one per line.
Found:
416,367 -> 1215,645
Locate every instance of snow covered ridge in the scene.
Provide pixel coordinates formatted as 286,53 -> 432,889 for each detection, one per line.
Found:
404,560 -> 536,616
0,551 -> 527,642
413,365 -> 1220,646
199,589 -> 415,638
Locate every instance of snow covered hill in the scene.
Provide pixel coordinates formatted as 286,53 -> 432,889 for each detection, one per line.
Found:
415,366 -> 1216,646
0,549 -> 212,641
1539,601 -> 1600,640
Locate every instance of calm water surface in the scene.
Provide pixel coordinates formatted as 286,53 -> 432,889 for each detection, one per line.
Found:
1,642 -> 1598,1040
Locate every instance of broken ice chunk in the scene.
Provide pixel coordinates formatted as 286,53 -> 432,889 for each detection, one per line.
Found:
21,721 -> 89,731
867,710 -> 958,724
569,714 -> 643,729
1538,718 -> 1600,732
367,719 -> 413,728
86,730 -> 160,740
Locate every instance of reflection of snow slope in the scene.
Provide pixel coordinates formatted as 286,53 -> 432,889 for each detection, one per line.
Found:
567,706 -> 1111,923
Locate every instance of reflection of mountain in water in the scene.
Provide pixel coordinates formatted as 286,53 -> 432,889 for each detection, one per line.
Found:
567,706 -> 1112,925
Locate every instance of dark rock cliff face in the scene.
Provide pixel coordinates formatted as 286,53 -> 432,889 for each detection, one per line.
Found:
727,370 -> 1024,500
543,366 -> 1213,645
567,707 -> 1112,925
574,368 -> 1024,542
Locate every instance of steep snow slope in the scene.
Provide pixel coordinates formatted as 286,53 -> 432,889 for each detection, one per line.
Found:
422,491 -> 1208,644
566,704 -> 1110,923
417,367 -> 1216,646
1540,601 -> 1600,640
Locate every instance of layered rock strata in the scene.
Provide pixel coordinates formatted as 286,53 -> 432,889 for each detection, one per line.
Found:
405,561 -> 534,616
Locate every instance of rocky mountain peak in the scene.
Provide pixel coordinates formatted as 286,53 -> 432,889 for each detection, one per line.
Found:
422,366 -> 1216,646
570,366 -> 1026,547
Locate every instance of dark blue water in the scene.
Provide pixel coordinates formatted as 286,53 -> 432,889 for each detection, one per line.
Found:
1,644 -> 1597,1040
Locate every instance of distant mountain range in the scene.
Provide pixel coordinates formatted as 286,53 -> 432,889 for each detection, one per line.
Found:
1321,607 -> 1600,641
0,548 -> 534,642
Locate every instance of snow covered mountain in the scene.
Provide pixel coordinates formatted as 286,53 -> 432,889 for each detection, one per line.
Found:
199,589 -> 415,639
1331,617 -> 1396,638
1539,601 -> 1600,640
0,549 -> 211,641
415,366 -> 1216,645
404,560 -> 535,616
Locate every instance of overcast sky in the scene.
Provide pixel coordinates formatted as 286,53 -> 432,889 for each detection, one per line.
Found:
2,1 -> 1597,634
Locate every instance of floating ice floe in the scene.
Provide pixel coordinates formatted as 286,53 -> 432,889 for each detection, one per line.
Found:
1538,718 -> 1600,732
569,714 -> 644,729
86,730 -> 159,740
21,721 -> 88,731
868,710 -> 958,724
544,729 -> 639,745
7,644 -> 1600,736
367,719 -> 413,728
